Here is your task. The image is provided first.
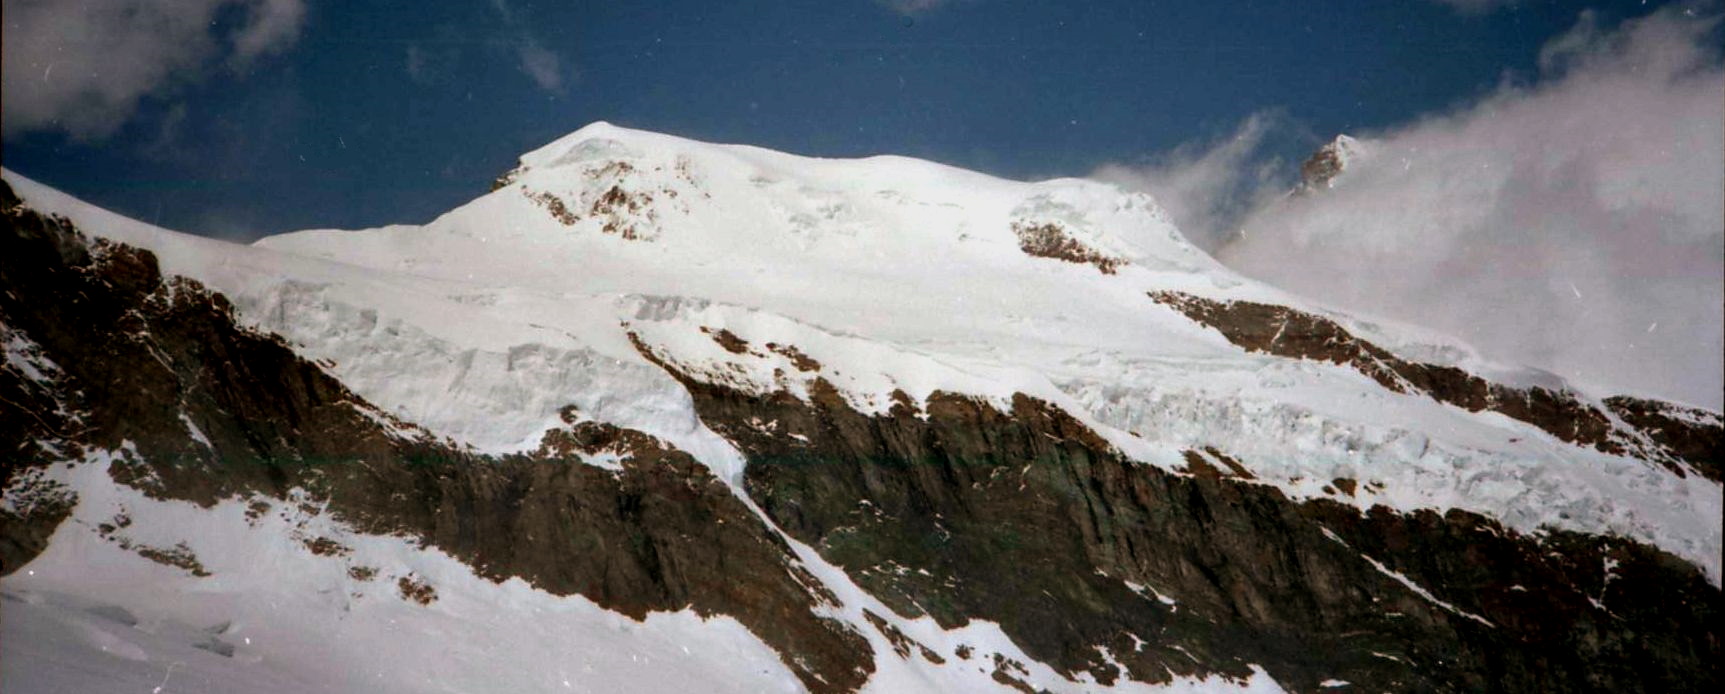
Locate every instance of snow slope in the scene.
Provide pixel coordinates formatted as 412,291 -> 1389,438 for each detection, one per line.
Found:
4,452 -> 1286,694
2,121 -> 1719,689
4,454 -> 803,694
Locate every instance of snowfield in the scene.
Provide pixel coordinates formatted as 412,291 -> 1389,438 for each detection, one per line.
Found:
3,121 -> 1718,692
3,453 -> 1287,694
5,454 -> 803,694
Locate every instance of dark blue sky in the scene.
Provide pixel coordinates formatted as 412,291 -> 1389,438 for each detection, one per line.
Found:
0,0 -> 1681,239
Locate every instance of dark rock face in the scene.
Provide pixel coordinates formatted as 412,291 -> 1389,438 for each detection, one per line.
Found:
1604,396 -> 1723,482
1150,290 -> 1723,482
636,337 -> 1720,692
310,416 -> 874,692
1012,221 -> 1124,274
0,183 -> 872,693
1294,135 -> 1358,194
0,467 -> 72,573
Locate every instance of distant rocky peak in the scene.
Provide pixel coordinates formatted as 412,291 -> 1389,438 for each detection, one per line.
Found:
1294,134 -> 1363,194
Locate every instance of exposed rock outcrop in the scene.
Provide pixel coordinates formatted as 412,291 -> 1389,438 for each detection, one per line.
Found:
1013,221 -> 1124,274
1294,134 -> 1361,194
1604,395 -> 1724,481
639,346 -> 1720,692
1150,290 -> 1722,481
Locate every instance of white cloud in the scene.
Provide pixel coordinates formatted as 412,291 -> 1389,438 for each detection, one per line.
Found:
231,0 -> 307,65
487,0 -> 567,94
1,0 -> 307,140
1092,111 -> 1294,251
1206,8 -> 1723,407
405,45 -> 432,84
517,42 -> 565,93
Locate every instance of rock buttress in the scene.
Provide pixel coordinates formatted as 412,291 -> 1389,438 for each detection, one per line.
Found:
1150,290 -> 1722,481
646,358 -> 1720,692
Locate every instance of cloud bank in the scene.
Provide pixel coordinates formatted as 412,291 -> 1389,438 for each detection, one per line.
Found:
1,0 -> 307,139
1092,111 -> 1294,252
1134,7 -> 1721,407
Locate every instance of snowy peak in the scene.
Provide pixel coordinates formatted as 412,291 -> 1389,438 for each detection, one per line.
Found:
465,121 -> 1211,275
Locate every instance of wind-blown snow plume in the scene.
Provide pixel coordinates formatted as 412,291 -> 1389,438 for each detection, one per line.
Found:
489,0 -> 568,93
1115,7 -> 1723,408
1091,111 -> 1294,252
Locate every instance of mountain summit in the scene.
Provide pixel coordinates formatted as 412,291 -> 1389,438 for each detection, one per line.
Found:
2,124 -> 1719,693
1294,134 -> 1365,194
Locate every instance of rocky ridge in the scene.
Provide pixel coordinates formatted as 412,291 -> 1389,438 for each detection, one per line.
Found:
1294,134 -> 1362,194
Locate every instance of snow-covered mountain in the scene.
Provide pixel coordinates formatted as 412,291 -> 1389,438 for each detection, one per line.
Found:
3,123 -> 1719,693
